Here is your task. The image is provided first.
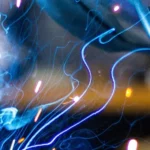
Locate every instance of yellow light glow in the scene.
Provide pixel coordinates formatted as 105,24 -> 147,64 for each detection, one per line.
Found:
126,88 -> 132,98
18,137 -> 25,144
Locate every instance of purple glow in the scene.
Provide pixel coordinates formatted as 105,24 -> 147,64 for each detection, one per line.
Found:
16,0 -> 22,8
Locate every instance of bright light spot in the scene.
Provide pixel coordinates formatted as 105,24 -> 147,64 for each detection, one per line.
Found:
126,88 -> 133,98
127,139 -> 138,150
16,0 -> 22,8
18,137 -> 25,144
52,148 -> 56,150
113,5 -> 120,12
73,96 -> 80,102
35,80 -> 42,93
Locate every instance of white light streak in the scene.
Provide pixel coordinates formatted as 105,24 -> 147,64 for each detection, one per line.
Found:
10,139 -> 15,150
35,80 -> 42,93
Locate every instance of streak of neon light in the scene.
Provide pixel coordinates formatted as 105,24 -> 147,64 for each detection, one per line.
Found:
99,11 -> 150,44
34,108 -> 42,122
34,80 -> 42,93
12,8 -> 150,149
63,96 -> 80,104
131,0 -> 150,37
62,101 -> 71,105
10,139 -> 15,150
18,88 -> 76,150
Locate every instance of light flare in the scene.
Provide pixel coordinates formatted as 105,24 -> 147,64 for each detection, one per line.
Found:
127,139 -> 138,150
16,0 -> 22,8
73,96 -> 80,102
113,4 -> 120,12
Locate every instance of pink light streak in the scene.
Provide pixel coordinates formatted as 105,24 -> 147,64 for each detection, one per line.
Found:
34,108 -> 42,122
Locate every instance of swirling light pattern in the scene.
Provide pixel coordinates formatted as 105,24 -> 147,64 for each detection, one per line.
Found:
0,0 -> 149,150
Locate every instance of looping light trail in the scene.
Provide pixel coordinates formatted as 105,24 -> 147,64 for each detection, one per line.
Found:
0,1 -> 150,149
23,28 -> 117,149
24,46 -> 150,149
